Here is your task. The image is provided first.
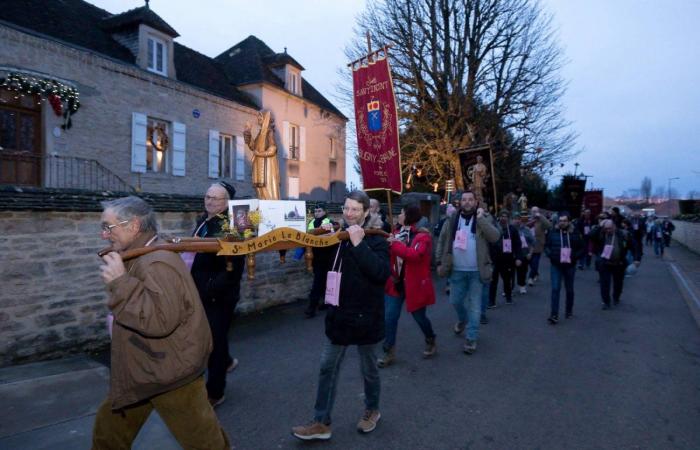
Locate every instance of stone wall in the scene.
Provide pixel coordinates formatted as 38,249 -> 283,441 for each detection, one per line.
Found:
0,210 -> 312,367
671,220 -> 700,254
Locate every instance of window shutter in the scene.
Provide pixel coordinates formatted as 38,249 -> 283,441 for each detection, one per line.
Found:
299,126 -> 306,161
131,112 -> 147,173
208,129 -> 220,178
288,177 -> 299,199
281,121 -> 290,159
172,122 -> 186,176
235,136 -> 245,181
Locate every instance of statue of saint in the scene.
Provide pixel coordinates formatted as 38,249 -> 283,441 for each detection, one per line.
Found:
518,193 -> 528,212
468,155 -> 489,204
244,111 -> 280,200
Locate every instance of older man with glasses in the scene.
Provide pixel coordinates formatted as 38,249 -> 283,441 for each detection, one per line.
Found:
93,196 -> 229,449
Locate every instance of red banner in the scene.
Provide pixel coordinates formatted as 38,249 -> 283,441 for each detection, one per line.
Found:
583,190 -> 604,218
352,57 -> 402,193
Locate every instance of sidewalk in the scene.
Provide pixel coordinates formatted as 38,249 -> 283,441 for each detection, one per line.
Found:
664,240 -> 700,327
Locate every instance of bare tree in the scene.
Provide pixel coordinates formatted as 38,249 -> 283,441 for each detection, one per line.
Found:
342,0 -> 577,189
640,176 -> 652,203
653,186 -> 665,202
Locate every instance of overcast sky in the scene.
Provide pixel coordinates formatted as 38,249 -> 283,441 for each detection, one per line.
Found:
91,0 -> 699,198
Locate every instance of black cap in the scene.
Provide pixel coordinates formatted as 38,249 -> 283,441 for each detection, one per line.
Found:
218,181 -> 236,199
315,202 -> 327,211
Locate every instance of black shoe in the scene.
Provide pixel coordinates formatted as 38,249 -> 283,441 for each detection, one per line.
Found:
304,306 -> 316,318
565,313 -> 573,319
505,299 -> 513,305
601,304 -> 611,310
317,303 -> 328,311
480,315 -> 489,325
613,299 -> 620,306
487,303 -> 498,309
547,315 -> 559,325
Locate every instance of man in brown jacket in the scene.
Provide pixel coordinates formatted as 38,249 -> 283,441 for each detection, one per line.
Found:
92,196 -> 229,449
527,206 -> 552,286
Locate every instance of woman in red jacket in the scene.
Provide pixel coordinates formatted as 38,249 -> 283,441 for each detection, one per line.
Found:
377,204 -> 437,367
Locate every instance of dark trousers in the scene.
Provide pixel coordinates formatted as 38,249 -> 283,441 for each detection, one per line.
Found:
550,264 -> 576,317
490,260 -> 513,303
308,265 -> 327,310
599,263 -> 626,305
203,294 -> 238,400
516,260 -> 528,287
528,252 -> 542,279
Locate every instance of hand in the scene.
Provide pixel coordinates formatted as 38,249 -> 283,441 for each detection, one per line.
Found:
321,223 -> 333,231
100,252 -> 126,284
347,225 -> 365,247
515,260 -> 522,267
476,208 -> 485,218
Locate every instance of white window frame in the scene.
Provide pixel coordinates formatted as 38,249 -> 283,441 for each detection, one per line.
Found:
289,123 -> 300,160
146,118 -> 170,173
235,137 -> 245,181
219,134 -> 234,179
147,35 -> 168,76
287,69 -> 301,95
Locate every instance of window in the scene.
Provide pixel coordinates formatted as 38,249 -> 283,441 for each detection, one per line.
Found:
147,36 -> 168,76
289,124 -> 300,160
235,137 -> 245,181
219,134 -> 234,178
288,177 -> 300,199
287,69 -> 300,95
146,118 -> 169,172
329,138 -> 336,160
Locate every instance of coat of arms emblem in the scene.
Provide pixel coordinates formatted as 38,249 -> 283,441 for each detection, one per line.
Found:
367,100 -> 381,132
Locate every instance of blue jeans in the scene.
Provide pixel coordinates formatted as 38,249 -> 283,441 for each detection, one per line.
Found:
448,270 -> 482,341
383,294 -> 435,349
528,252 -> 542,279
313,340 -> 380,425
654,239 -> 664,256
550,264 -> 576,317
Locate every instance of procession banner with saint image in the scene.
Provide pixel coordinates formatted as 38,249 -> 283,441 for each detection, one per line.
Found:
352,56 -> 402,193
455,145 -> 497,209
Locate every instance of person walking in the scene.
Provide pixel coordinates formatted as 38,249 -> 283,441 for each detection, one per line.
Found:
544,212 -> 584,324
377,205 -> 437,367
488,210 -> 522,307
305,203 -> 336,318
527,206 -> 552,286
575,209 -> 595,270
651,217 -> 665,257
514,213 -> 534,294
292,190 -> 390,441
93,196 -> 229,449
591,219 -> 635,309
190,182 -> 245,408
435,191 -> 500,354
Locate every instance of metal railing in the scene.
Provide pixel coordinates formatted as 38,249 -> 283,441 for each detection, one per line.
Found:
45,154 -> 134,192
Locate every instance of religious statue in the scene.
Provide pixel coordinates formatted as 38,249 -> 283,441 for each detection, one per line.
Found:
467,155 -> 489,204
244,111 -> 280,200
518,193 -> 528,212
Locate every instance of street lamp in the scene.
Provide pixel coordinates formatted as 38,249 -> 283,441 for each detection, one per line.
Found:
573,162 -> 579,177
668,177 -> 680,201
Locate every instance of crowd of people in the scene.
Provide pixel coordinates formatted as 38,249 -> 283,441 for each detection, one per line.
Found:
93,187 -> 670,447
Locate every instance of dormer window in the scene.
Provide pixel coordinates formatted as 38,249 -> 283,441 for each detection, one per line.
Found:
147,35 -> 168,76
286,68 -> 301,95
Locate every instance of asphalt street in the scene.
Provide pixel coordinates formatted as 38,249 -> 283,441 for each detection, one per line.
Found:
1,246 -> 699,449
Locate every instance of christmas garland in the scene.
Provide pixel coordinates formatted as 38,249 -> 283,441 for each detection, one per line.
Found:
0,72 -> 81,129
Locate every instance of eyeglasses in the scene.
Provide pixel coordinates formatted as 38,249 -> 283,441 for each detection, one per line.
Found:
342,206 -> 364,213
205,195 -> 227,201
101,220 -> 129,234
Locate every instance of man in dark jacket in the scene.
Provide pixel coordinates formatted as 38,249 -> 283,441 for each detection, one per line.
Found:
292,190 -> 390,441
305,203 -> 336,317
544,212 -> 584,324
489,210 -> 522,306
591,219 -> 634,309
190,182 -> 245,407
575,209 -> 595,269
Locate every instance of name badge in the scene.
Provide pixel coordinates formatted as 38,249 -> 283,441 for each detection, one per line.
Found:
454,228 -> 468,250
503,238 -> 512,253
324,271 -> 342,306
601,244 -> 613,260
633,224 -> 639,230
584,226 -> 590,236
560,247 -> 572,263
656,231 -> 662,239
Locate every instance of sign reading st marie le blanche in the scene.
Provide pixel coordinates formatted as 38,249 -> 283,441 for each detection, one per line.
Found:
228,200 -> 307,236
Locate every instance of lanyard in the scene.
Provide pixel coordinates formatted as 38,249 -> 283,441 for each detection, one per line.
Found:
559,230 -> 570,248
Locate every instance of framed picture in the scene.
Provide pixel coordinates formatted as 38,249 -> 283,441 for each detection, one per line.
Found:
228,200 -> 259,232
455,145 -> 497,210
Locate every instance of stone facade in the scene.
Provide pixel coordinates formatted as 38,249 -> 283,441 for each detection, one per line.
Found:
0,209 -> 313,367
671,220 -> 700,254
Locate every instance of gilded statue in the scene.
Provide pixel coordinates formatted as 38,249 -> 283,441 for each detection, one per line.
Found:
244,111 -> 280,200
468,155 -> 489,204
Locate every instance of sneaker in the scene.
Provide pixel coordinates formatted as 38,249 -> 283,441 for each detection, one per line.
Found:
519,286 -> 527,294
357,409 -> 381,433
613,298 -> 620,306
527,278 -> 534,287
423,337 -> 437,358
463,340 -> 477,354
505,298 -> 513,305
480,315 -> 489,325
453,321 -> 466,334
292,421 -> 332,441
487,303 -> 498,309
601,304 -> 611,310
226,358 -> 239,373
208,395 -> 225,408
377,347 -> 395,368
547,315 -> 559,325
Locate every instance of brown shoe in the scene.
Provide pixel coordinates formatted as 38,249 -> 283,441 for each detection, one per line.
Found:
357,409 -> 381,433
291,421 -> 332,441
227,358 -> 239,373
453,321 -> 466,334
423,337 -> 437,358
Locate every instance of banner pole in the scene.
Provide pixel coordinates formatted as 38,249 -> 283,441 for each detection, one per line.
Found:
386,189 -> 394,231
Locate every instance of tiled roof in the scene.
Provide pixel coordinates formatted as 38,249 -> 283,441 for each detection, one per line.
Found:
0,0 -> 255,108
216,36 -> 347,120
100,5 -> 179,37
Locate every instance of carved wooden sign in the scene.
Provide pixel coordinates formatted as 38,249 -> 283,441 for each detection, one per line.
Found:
217,227 -> 340,256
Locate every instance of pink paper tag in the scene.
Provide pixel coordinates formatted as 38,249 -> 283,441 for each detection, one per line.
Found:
453,229 -> 468,250
656,231 -> 662,239
520,235 -> 528,248
107,313 -> 114,339
180,251 -> 196,270
502,239 -> 512,253
601,244 -> 613,259
560,247 -> 572,263
584,226 -> 590,235
633,223 -> 639,230
324,271 -> 342,306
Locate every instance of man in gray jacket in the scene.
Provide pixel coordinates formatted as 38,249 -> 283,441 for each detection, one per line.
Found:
436,191 -> 500,354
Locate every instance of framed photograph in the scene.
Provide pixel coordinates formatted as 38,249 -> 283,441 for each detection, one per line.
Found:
228,199 -> 259,232
455,146 -> 497,210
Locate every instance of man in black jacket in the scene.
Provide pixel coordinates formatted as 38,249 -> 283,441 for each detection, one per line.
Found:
489,210 -> 522,306
544,212 -> 584,324
190,182 -> 245,407
591,219 -> 634,309
292,190 -> 390,441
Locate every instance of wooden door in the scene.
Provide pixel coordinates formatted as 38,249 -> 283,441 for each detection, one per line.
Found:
0,90 -> 42,186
